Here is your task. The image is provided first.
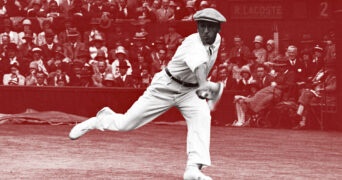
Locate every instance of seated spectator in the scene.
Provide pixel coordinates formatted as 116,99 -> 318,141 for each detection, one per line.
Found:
74,50 -> 91,67
228,35 -> 252,65
102,73 -> 116,87
151,48 -> 168,75
26,0 -> 46,17
111,46 -> 132,78
236,65 -> 256,93
92,59 -> 111,87
88,0 -> 112,18
29,47 -> 49,76
83,18 -> 106,47
69,62 -> 85,86
139,64 -> 152,88
133,53 -> 148,75
6,0 -> 24,16
265,39 -> 281,63
40,29 -> 60,61
18,19 -> 38,46
136,1 -> 157,22
230,56 -> 248,82
45,0 -> 63,18
295,62 -> 336,129
92,50 -> 109,65
150,0 -> 161,14
155,0 -> 175,22
214,64 -> 238,90
34,70 -> 48,86
113,61 -> 135,87
115,0 -> 137,19
3,63 -> 25,86
181,0 -> 196,21
252,35 -> 267,66
284,46 -> 307,98
89,35 -> 108,60
0,34 -> 10,57
323,32 -> 336,64
48,64 -> 70,86
63,28 -> 86,61
1,43 -> 27,76
307,45 -> 325,79
217,51 -> 229,66
18,31 -> 36,60
253,64 -> 274,89
168,0 -> 183,20
58,18 -> 81,45
129,32 -> 151,63
68,0 -> 89,18
37,20 -> 59,46
0,18 -> 19,45
25,61 -> 39,86
46,45 -> 71,73
163,25 -> 182,59
55,75 -> 69,87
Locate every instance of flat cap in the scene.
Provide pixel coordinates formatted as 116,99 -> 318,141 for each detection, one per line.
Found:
193,8 -> 226,23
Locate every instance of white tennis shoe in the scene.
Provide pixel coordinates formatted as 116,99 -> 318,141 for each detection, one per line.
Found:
183,166 -> 212,180
69,117 -> 98,140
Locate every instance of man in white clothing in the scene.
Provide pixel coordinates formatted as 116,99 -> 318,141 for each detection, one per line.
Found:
69,8 -> 226,180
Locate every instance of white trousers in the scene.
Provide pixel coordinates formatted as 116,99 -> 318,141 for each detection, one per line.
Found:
96,71 -> 212,166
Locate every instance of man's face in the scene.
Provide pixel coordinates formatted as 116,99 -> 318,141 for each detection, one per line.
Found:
218,68 -> 228,79
197,21 -> 220,45
287,48 -> 297,60
98,62 -> 106,73
46,35 -> 54,44
256,67 -> 266,78
11,67 -> 18,74
119,67 -> 128,75
36,73 -> 46,84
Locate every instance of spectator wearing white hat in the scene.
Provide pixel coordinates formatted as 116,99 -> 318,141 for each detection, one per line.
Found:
18,19 -> 38,46
83,18 -> 106,47
236,65 -> 256,93
199,0 -> 210,10
111,46 -> 132,78
89,33 -> 108,61
29,47 -> 49,76
25,61 -> 39,86
265,39 -> 281,63
252,35 -> 267,65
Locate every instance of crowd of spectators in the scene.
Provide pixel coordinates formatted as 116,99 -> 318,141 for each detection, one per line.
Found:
0,0 -> 221,88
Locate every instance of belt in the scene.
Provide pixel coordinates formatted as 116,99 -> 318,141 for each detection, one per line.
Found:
165,68 -> 199,88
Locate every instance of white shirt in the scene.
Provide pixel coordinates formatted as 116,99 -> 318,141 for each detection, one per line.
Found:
166,33 -> 221,84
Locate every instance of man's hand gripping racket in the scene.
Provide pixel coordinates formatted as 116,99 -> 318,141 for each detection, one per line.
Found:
196,82 -> 224,111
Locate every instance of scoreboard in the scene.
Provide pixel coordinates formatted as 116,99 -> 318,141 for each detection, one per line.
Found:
217,0 -> 338,20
